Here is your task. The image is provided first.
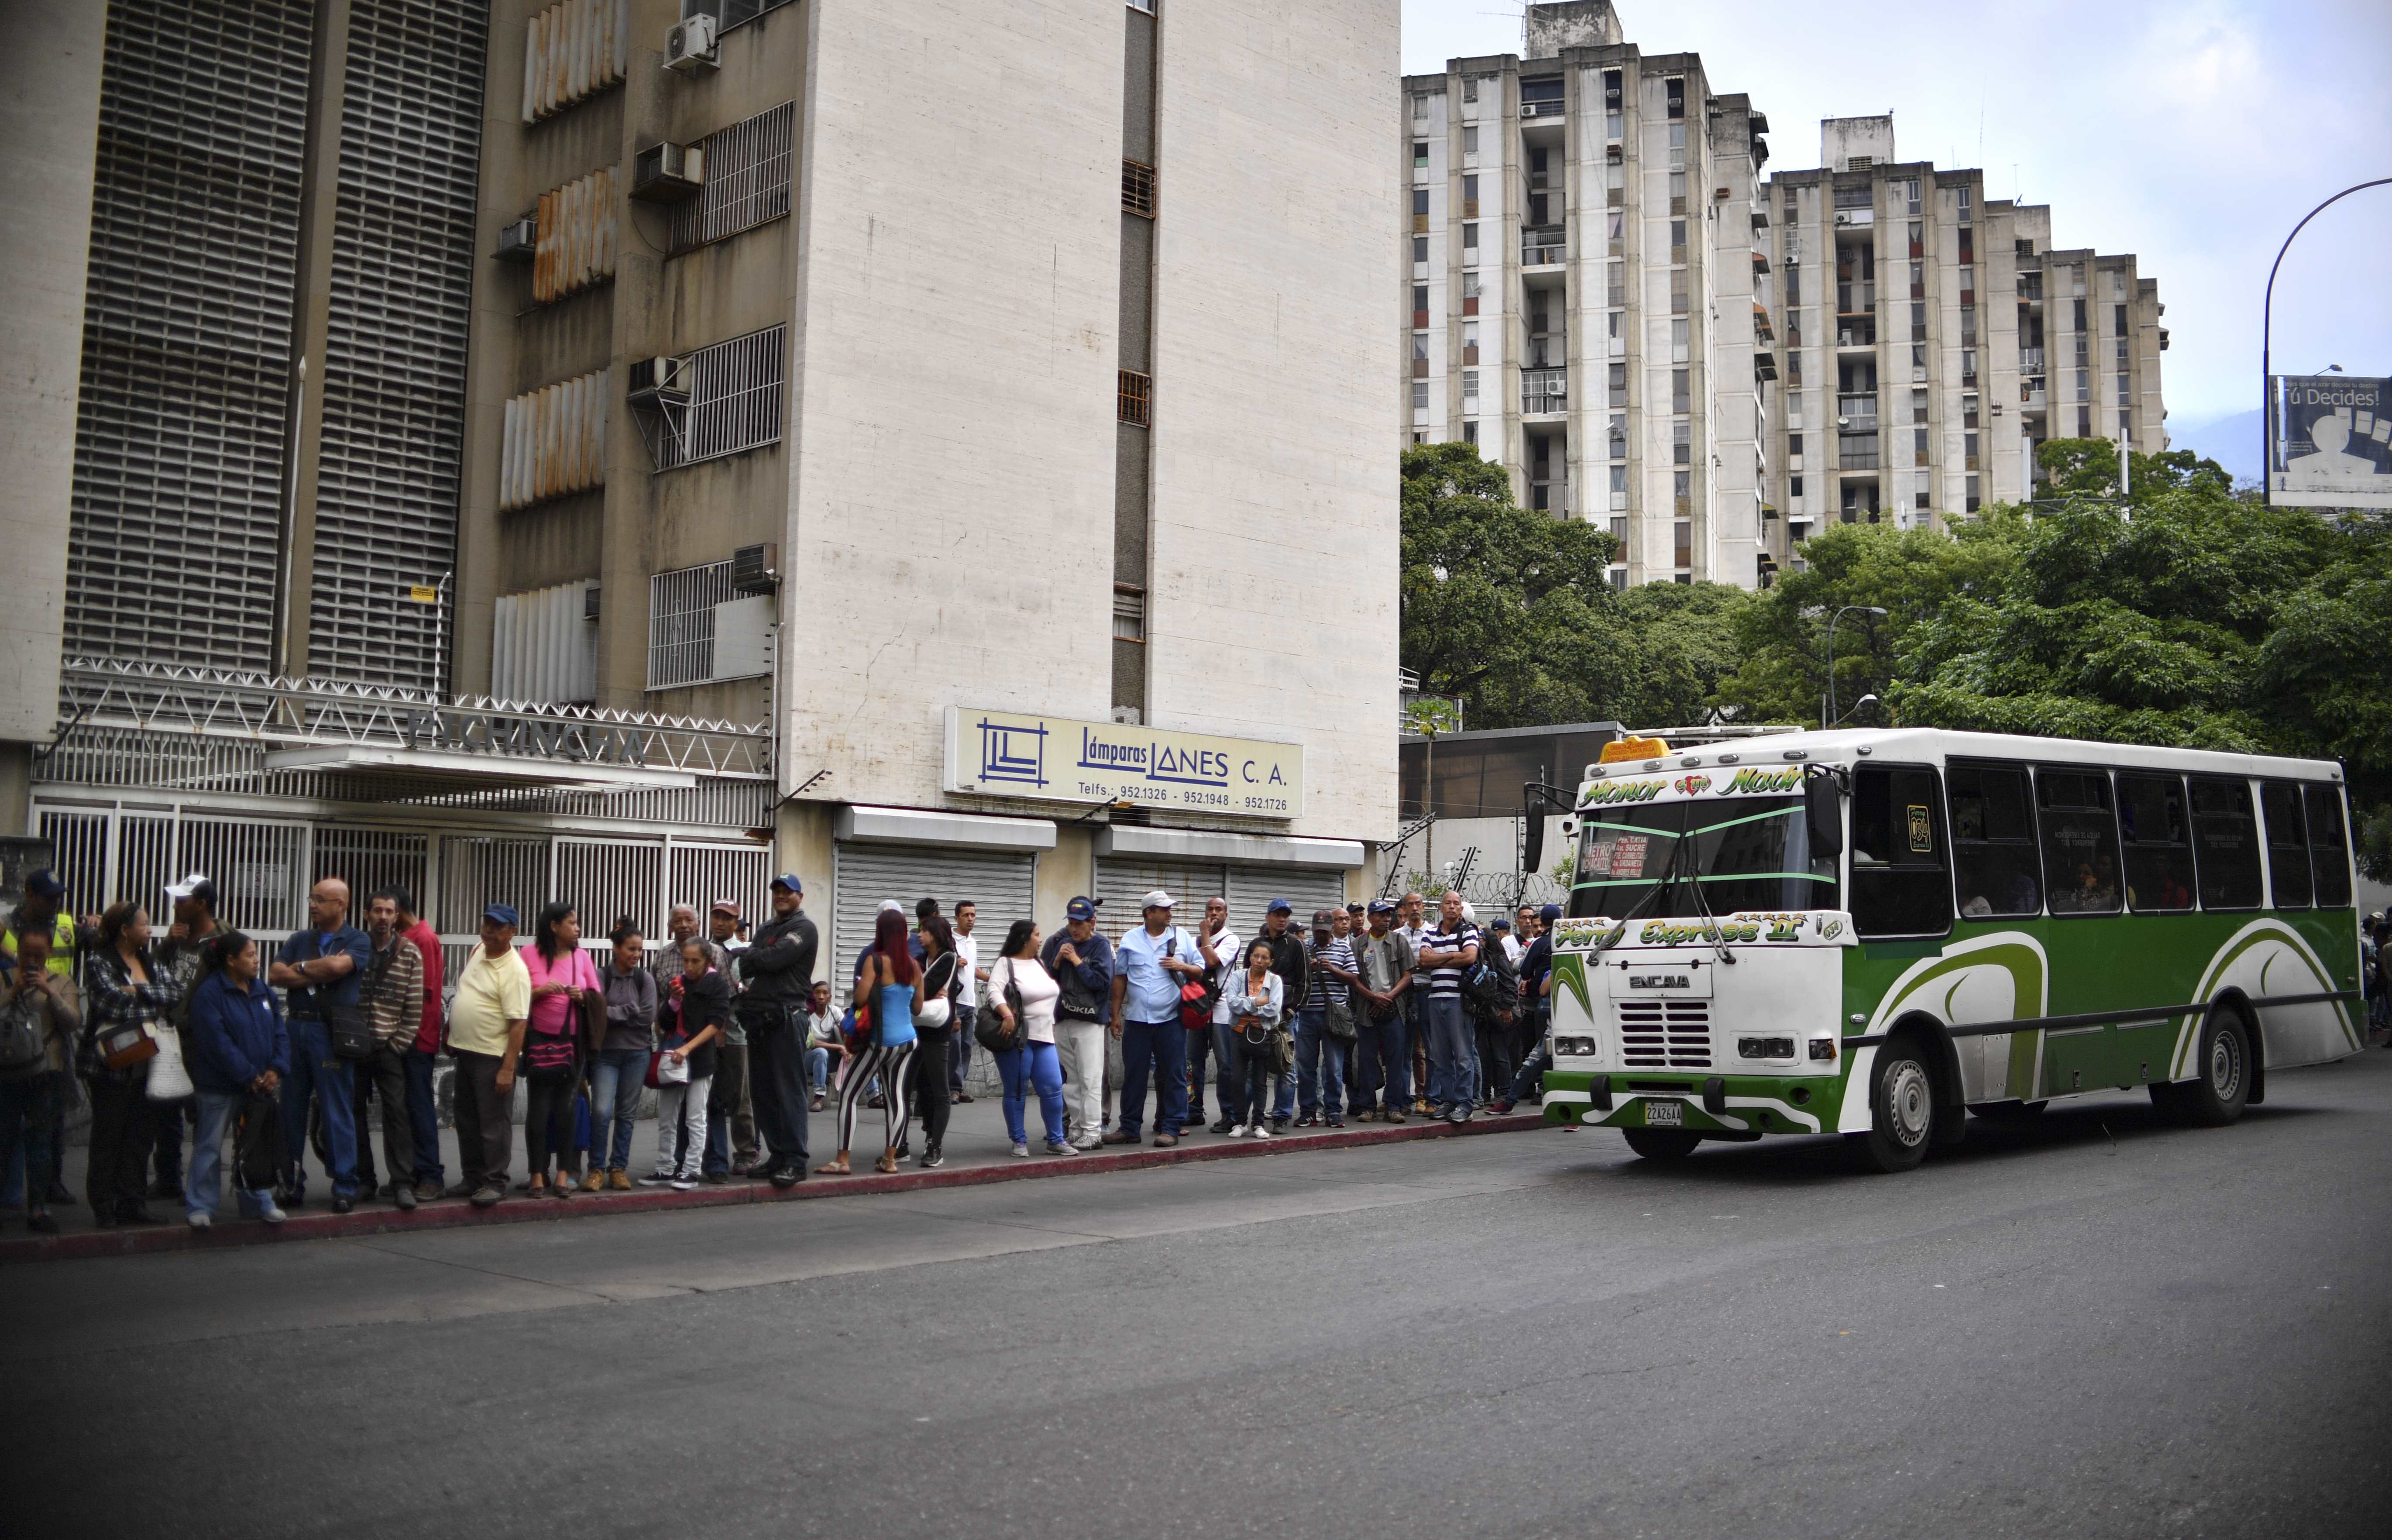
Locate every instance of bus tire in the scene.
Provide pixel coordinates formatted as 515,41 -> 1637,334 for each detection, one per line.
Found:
1856,1039 -> 1935,1172
2175,1006 -> 2252,1128
1622,1128 -> 1701,1161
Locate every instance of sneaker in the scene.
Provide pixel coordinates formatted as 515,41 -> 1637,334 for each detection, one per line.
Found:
187,1211 -> 212,1231
1356,1109 -> 1378,1123
1294,1112 -> 1318,1128
1251,1124 -> 1271,1139
470,1186 -> 502,1208
1269,1117 -> 1290,1134
1011,1142 -> 1031,1158
1210,1118 -> 1236,1136
1327,1117 -> 1345,1129
638,1172 -> 675,1186
921,1145 -> 945,1169
330,1196 -> 355,1215
394,1185 -> 419,1212
257,1205 -> 285,1227
1153,1133 -> 1178,1148
1492,1099 -> 1516,1116
415,1181 -> 444,1203
378,1180 -> 400,1199
770,1165 -> 806,1189
1385,1110 -> 1406,1124
1447,1107 -> 1470,1125
810,1094 -> 826,1111
954,1091 -> 975,1104
1045,1140 -> 1075,1156
1412,1099 -> 1433,1116
580,1169 -> 610,1193
670,1177 -> 699,1191
1102,1130 -> 1136,1145
1071,1133 -> 1102,1151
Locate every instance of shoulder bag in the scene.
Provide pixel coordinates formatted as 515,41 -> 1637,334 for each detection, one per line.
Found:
918,952 -> 957,1031
1172,932 -> 1215,1031
973,959 -> 1026,1054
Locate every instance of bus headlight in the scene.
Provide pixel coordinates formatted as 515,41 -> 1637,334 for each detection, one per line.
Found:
1554,1035 -> 1600,1058
1737,1036 -> 1796,1060
1808,1038 -> 1837,1061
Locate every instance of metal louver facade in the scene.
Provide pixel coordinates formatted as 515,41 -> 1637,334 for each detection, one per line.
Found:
533,165 -> 619,302
522,0 -> 627,123
65,0 -> 317,673
500,370 -> 609,510
309,0 -> 489,691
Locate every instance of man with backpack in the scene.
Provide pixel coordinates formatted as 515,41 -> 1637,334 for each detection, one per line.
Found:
1294,909 -> 1360,1128
1107,891 -> 1204,1147
1467,916 -> 1522,1107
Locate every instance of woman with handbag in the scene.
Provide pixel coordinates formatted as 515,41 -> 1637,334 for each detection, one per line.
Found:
181,930 -> 289,1228
819,909 -> 921,1176
910,914 -> 961,1169
520,904 -> 600,1199
1223,939 -> 1287,1140
82,902 -> 182,1225
645,938 -> 727,1189
984,918 -> 1069,1158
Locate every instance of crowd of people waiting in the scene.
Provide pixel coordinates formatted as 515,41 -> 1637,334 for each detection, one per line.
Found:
0,862 -> 1564,1235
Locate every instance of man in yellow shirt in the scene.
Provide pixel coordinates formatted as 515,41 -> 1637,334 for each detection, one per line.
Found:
443,904 -> 530,1208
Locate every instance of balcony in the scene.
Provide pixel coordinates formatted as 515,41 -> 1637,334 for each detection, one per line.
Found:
2019,346 -> 2045,371
1522,226 -> 1566,265
1832,206 -> 1874,228
1521,96 -> 1565,120
1836,393 -> 1877,427
1835,323 -> 1877,348
1522,367 -> 1567,415
1838,451 -> 1881,471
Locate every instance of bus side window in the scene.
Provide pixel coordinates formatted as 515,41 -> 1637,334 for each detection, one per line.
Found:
2259,782 -> 2312,909
2035,768 -> 2123,915
2187,776 -> 2262,910
1947,762 -> 2041,918
1850,764 -> 1952,938
2306,783 -> 2353,909
2116,773 -> 2194,913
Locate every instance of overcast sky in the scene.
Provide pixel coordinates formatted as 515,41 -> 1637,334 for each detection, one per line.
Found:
1400,0 -> 2392,432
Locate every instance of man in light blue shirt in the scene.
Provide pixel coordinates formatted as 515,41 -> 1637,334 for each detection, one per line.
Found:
1107,890 -> 1204,1147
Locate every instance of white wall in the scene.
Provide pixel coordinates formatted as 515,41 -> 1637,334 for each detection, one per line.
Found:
1147,0 -> 1401,846
781,0 -> 1126,802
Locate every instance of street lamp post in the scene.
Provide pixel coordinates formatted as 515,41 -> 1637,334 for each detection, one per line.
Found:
2260,179 -> 2390,508
1823,605 -> 1888,729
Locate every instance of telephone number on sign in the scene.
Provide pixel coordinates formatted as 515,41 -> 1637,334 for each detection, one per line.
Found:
1242,796 -> 1289,811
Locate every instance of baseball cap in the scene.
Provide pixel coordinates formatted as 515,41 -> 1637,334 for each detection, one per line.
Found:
24,869 -> 64,900
878,898 -> 904,915
1311,908 -> 1337,927
1142,889 -> 1175,910
1065,896 -> 1099,921
165,871 -> 210,902
1368,899 -> 1396,915
711,898 -> 741,918
483,903 -> 520,927
1489,916 -> 1511,931
1539,903 -> 1563,921
770,872 -> 803,894
1266,897 -> 1292,914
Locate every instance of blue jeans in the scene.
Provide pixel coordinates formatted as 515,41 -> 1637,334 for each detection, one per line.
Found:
1189,1020 -> 1239,1123
403,1048 -> 445,1185
997,1042 -> 1066,1146
281,1017 -> 359,1200
588,1048 -> 647,1172
1425,996 -> 1478,1115
806,1045 -> 831,1093
189,1090 -> 277,1220
1117,1018 -> 1187,1138
1360,1005 -> 1409,1111
1295,1003 -> 1347,1118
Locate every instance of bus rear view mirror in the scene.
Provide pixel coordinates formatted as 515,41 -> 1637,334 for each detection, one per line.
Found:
1807,773 -> 1844,859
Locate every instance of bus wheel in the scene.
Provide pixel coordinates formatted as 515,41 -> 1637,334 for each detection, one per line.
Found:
1856,1042 -> 1935,1172
1622,1128 -> 1701,1161
2175,1007 -> 2251,1128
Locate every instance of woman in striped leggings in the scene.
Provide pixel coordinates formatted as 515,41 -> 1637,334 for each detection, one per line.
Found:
818,908 -> 921,1176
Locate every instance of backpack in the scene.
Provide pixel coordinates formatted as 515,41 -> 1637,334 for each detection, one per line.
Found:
0,990 -> 46,1080
1464,940 -> 1518,1021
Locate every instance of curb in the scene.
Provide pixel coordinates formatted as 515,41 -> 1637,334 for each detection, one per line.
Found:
0,1111 -> 1550,1264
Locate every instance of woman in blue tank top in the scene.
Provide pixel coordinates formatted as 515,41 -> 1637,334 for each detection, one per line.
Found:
819,908 -> 921,1176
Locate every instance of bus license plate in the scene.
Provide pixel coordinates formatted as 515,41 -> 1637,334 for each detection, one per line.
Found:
1645,1100 -> 1683,1127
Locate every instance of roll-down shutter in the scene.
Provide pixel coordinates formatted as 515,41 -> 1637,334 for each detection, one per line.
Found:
1225,866 -> 1348,937
1093,859 -> 1226,932
832,843 -> 1036,1003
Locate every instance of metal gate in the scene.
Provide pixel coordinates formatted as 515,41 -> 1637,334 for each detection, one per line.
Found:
1225,865 -> 1348,937
831,843 -> 1037,1004
1093,859 -> 1226,930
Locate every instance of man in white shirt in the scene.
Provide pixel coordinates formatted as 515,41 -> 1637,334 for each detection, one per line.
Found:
1395,891 -> 1431,1115
949,899 -> 981,1102
1190,897 -> 1241,1134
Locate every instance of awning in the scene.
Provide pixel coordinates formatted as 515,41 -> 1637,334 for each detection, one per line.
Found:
835,804 -> 1057,853
1095,826 -> 1363,869
261,745 -> 698,793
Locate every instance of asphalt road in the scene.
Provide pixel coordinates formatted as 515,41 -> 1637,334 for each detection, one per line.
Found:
8,1052 -> 2392,1539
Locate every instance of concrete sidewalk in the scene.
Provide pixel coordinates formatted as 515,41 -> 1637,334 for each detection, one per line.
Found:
1,1072 -> 1549,1262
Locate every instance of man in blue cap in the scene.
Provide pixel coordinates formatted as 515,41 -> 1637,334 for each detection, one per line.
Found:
1041,897 -> 1114,1148
1256,898 -> 1309,1131
737,873 -> 818,1186
443,904 -> 529,1206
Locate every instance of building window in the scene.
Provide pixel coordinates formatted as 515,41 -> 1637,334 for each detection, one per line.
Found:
1462,126 -> 1478,155
1413,140 -> 1428,168
1672,369 -> 1691,413
2077,406 -> 2093,437
1608,363 -> 1628,406
1413,235 -> 1427,265
1121,158 -> 1157,217
670,101 -> 796,253
1914,427 -> 1929,466
1607,261 -> 1626,306
643,326 -> 787,470
1610,465 -> 1627,494
1673,422 -> 1691,466
1462,420 -> 1478,444
1118,368 -> 1151,426
1965,474 -> 1980,512
500,369 -> 610,511
1113,584 -> 1146,642
1462,173 -> 1478,217
1788,432 -> 1804,457
1413,285 -> 1428,325
1608,411 -> 1627,458
646,559 -> 770,690
1609,514 -> 1627,541
1461,368 -> 1479,402
1412,188 -> 1429,231
1790,475 -> 1804,497
1787,351 -> 1802,385
1412,382 -> 1429,409
1463,75 -> 1478,103
1674,520 -> 1692,566
1669,171 -> 1687,215
1665,77 -> 1684,120
1671,318 -> 1689,363
1463,222 -> 1478,252
1670,268 -> 1688,314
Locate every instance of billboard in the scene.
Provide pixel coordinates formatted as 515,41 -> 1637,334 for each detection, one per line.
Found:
942,707 -> 1303,819
2271,374 -> 2392,511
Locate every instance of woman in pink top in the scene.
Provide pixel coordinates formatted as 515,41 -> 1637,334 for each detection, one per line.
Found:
521,903 -> 600,1198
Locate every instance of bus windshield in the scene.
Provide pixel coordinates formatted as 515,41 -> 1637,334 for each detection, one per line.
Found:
1568,795 -> 1840,920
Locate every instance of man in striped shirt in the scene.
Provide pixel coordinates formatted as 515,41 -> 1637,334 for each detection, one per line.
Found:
1294,908 -> 1360,1127
1415,891 -> 1482,1124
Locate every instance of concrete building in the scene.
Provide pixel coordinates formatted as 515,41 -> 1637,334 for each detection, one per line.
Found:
1401,1 -> 1776,588
13,0 -> 1399,974
1763,115 -> 2169,549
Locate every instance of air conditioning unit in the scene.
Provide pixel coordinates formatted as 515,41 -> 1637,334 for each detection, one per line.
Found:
663,13 -> 718,73
731,543 -> 779,595
627,355 -> 689,404
495,216 -> 537,263
631,141 -> 705,203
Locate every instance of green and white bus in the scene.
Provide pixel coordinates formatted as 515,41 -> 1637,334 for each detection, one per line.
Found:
1538,728 -> 2365,1172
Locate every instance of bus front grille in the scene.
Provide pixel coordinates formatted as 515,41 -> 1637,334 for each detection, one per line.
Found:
1617,999 -> 1712,1069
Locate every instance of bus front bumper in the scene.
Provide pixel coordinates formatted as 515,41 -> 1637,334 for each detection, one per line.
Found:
1539,1068 -> 1838,1137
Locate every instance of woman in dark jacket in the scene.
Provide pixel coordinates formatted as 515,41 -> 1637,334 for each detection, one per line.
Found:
82,902 -> 182,1227
182,930 -> 291,1228
644,938 -> 727,1190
